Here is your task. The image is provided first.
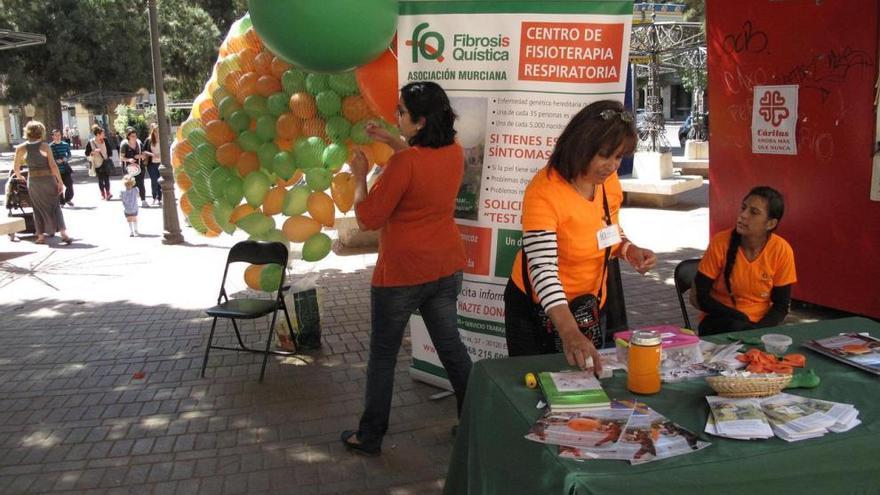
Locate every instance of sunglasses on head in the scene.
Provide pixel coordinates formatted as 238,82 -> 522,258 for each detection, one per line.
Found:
600,109 -> 634,123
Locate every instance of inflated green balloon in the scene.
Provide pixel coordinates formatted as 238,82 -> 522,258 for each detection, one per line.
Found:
324,116 -> 351,143
218,96 -> 242,121
273,151 -> 296,180
224,175 -> 244,206
188,209 -> 209,234
209,167 -> 233,198
188,127 -> 210,148
214,87 -> 234,108
315,91 -> 342,118
350,120 -> 373,145
243,95 -> 269,118
236,212 -> 274,236
282,185 -> 311,216
248,0 -> 398,73
259,263 -> 284,291
322,143 -> 349,170
257,142 -> 279,171
182,153 -> 200,178
305,74 -> 329,95
293,136 -> 325,170
305,167 -> 332,192
227,110 -> 251,134
243,170 -> 272,207
192,142 -> 218,167
282,69 -> 307,94
267,92 -> 289,117
264,229 -> 291,251
188,188 -> 211,211
255,115 -> 277,142
302,232 -> 332,261
213,200 -> 236,234
328,72 -> 359,97
237,130 -> 263,152
180,118 -> 202,140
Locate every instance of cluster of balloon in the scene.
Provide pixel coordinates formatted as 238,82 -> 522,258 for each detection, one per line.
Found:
170,12 -> 399,291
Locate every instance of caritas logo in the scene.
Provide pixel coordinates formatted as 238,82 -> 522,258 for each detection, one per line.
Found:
758,90 -> 789,127
408,22 -> 446,63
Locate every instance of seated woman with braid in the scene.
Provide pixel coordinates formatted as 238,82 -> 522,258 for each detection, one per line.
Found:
694,186 -> 797,335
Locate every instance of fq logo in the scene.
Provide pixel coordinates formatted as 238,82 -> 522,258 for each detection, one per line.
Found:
408,22 -> 446,63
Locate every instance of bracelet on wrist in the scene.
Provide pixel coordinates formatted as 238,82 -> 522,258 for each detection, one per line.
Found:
620,240 -> 632,260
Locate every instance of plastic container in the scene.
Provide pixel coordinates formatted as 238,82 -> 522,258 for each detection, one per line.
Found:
627,330 -> 662,394
761,334 -> 792,355
615,325 -> 703,371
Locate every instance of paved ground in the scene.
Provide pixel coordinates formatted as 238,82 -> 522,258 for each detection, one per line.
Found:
0,150 -> 849,494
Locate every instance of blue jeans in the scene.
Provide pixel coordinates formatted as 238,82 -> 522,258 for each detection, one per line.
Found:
357,271 -> 471,450
147,163 -> 161,200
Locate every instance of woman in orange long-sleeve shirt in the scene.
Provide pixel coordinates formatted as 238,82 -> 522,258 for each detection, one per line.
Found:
341,82 -> 471,456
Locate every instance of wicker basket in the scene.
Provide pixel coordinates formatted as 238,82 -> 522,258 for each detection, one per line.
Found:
706,374 -> 792,398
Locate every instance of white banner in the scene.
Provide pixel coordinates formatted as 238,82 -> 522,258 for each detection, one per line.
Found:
751,84 -> 798,155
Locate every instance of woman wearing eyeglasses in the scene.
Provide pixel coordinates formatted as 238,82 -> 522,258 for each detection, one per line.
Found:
504,100 -> 657,374
340,81 -> 472,457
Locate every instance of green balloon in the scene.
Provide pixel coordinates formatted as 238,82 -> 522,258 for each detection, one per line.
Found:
282,185 -> 311,216
293,136 -> 326,170
213,87 -> 234,107
259,263 -> 284,291
227,110 -> 251,134
282,68 -> 307,94
224,175 -> 244,206
213,200 -> 236,234
182,152 -> 201,178
315,91 -> 342,118
328,72 -> 359,97
264,229 -> 291,251
267,92 -> 289,117
192,142 -> 217,167
236,212 -> 274,236
218,96 -> 242,121
350,120 -> 375,145
209,167 -> 233,198
188,209 -> 209,234
325,116 -> 351,143
188,127 -> 210,148
302,232 -> 332,262
188,187 -> 210,210
243,170 -> 272,207
180,118 -> 202,140
248,0 -> 398,73
255,115 -> 277,142
305,167 -> 332,192
273,151 -> 296,180
243,95 -> 268,118
305,74 -> 329,95
237,130 -> 263,152
322,143 -> 349,170
257,142 -> 279,171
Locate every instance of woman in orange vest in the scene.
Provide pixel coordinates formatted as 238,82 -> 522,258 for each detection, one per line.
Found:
695,186 -> 797,335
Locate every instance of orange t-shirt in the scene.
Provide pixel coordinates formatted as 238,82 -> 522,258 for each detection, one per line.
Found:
509,166 -> 623,307
356,143 -> 467,287
698,228 -> 797,323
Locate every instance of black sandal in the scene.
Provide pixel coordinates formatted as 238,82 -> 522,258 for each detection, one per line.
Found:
340,430 -> 380,457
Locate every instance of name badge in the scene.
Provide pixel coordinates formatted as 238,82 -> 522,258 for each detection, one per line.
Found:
597,224 -> 622,250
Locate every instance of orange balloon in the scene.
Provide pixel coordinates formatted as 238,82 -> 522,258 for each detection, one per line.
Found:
171,139 -> 192,168
180,193 -> 193,216
253,51 -> 274,76
237,48 -> 259,73
244,264 -> 264,290
219,42 -> 230,58
275,113 -> 302,140
205,120 -> 236,147
282,215 -> 322,243
198,97 -> 216,116
227,34 -> 247,54
230,203 -> 257,223
262,186 -> 287,216
216,142 -> 243,168
235,151 -> 261,178
175,126 -> 184,142
276,169 -> 304,187
369,141 -> 395,166
331,172 -> 355,213
307,191 -> 335,227
175,170 -> 192,191
255,75 -> 282,97
289,92 -> 317,119
200,106 -> 220,124
270,56 -> 292,79
235,72 -> 259,103
355,144 -> 377,167
243,28 -> 264,52
301,117 -> 327,140
223,70 -> 244,92
355,48 -> 399,123
274,138 -> 294,151
201,203 -> 222,234
341,95 -> 373,123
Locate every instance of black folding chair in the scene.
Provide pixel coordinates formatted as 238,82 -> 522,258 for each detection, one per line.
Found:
674,259 -> 701,330
201,240 -> 295,382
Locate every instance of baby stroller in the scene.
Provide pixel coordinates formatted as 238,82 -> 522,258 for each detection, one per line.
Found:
5,170 -> 35,241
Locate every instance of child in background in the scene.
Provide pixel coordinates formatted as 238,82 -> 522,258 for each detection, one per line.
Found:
121,175 -> 140,236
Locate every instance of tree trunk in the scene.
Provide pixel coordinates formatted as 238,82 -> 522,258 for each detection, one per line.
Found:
41,95 -> 64,133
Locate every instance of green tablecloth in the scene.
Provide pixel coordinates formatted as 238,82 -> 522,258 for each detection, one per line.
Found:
444,317 -> 880,495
